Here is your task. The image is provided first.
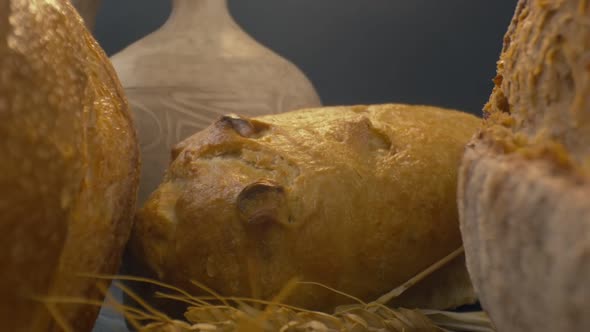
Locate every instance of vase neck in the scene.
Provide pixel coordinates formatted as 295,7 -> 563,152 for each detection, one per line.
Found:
163,0 -> 234,33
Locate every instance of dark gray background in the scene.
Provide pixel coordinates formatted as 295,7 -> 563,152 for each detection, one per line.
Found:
93,0 -> 516,116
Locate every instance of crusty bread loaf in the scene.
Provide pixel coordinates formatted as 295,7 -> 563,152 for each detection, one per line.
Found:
131,104 -> 480,314
0,1 -> 139,331
459,0 -> 590,331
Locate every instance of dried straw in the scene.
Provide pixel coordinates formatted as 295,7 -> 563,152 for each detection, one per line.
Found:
37,246 -> 496,332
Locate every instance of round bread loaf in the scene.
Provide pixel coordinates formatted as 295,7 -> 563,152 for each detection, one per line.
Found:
0,1 -> 139,331
459,0 -> 590,331
131,104 -> 479,314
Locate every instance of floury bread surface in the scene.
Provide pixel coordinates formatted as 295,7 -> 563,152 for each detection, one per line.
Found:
459,0 -> 590,331
0,1 -> 140,331
132,104 -> 480,313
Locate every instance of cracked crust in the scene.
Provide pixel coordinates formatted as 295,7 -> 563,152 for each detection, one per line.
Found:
459,0 -> 590,331
131,104 -> 480,314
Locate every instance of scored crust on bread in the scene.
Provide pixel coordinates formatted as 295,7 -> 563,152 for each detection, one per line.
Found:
459,0 -> 590,331
130,104 -> 480,315
0,1 -> 139,331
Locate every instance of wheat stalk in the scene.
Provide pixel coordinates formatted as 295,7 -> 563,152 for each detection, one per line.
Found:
38,246 -> 495,332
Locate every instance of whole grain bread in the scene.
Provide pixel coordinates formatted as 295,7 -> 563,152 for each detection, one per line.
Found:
0,1 -> 140,331
459,0 -> 590,331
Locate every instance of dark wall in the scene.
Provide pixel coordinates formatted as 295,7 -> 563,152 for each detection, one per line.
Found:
94,0 -> 516,116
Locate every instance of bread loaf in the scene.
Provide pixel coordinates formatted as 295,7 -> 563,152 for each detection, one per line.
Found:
131,104 -> 480,314
0,1 -> 139,331
459,0 -> 590,331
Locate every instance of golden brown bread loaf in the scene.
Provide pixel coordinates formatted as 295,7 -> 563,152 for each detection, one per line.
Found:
0,1 -> 139,331
459,0 -> 590,331
131,104 -> 480,314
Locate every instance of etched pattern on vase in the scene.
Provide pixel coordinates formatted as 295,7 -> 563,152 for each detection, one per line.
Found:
128,87 -> 312,203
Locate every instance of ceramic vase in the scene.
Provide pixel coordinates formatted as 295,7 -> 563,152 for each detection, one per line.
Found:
111,0 -> 321,205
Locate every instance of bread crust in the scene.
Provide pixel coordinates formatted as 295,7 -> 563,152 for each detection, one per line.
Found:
460,142 -> 590,332
0,1 -> 139,331
459,0 -> 590,330
132,104 -> 480,313
482,0 -> 590,166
